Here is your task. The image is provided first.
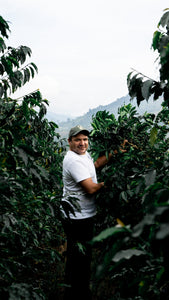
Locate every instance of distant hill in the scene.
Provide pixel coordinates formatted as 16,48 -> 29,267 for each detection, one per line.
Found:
48,95 -> 163,138
46,111 -> 73,123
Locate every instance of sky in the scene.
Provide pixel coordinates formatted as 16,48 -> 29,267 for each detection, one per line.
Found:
1,0 -> 169,117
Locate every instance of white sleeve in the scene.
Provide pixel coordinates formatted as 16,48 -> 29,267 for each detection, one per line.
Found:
69,160 -> 91,183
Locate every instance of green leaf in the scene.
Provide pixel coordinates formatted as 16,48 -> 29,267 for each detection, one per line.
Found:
14,70 -> 23,86
22,45 -> 32,57
156,223 -> 169,239
152,81 -> 163,100
0,83 -> 4,97
132,207 -> 168,237
22,99 -> 29,119
77,242 -> 86,254
149,127 -> 158,146
158,10 -> 169,28
144,169 -> 156,186
8,55 -> 19,68
23,68 -> 30,84
152,31 -> 161,51
0,62 -> 5,74
1,56 -> 13,75
39,103 -> 47,118
30,168 -> 42,182
30,62 -> 38,73
120,191 -> 128,202
92,226 -> 126,243
0,16 -> 10,38
18,46 -> 32,64
36,165 -> 49,181
29,66 -> 35,78
16,147 -> 29,166
112,249 -> 145,262
141,80 -> 153,100
0,37 -> 6,52
127,74 -> 144,105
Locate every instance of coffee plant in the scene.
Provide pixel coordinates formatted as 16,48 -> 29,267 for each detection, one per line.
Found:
0,16 -> 65,299
1,8 -> 169,300
90,9 -> 169,300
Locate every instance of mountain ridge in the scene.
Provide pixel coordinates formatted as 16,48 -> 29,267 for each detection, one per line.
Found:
48,94 -> 163,138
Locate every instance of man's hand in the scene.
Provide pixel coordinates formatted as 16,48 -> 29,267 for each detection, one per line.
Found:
114,139 -> 129,153
94,139 -> 129,168
121,139 -> 129,148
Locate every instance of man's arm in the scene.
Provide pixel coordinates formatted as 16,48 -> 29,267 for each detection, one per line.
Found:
94,140 -> 128,169
79,178 -> 104,194
94,153 -> 113,169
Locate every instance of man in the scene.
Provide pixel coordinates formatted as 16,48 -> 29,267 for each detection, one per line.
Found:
61,125 -> 109,300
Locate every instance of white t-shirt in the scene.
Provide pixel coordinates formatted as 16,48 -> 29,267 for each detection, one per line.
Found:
62,150 -> 97,219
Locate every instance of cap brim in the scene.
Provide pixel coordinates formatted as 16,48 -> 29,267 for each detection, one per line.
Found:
69,129 -> 89,138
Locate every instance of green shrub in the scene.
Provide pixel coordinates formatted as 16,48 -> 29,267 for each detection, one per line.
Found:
90,9 -> 169,299
0,16 -> 65,299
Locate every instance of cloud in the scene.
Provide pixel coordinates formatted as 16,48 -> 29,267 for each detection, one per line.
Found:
1,0 -> 168,116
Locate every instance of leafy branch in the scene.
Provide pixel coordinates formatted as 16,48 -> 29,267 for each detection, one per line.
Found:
128,9 -> 169,108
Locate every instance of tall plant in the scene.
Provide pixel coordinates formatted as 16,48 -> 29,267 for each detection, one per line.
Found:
127,8 -> 169,108
0,16 -> 65,299
90,9 -> 169,300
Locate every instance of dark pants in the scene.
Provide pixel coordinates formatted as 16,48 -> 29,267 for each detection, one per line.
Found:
62,217 -> 94,300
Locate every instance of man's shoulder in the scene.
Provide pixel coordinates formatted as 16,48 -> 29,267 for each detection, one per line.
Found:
64,150 -> 78,159
63,150 -> 79,165
63,151 -> 92,165
86,151 -> 92,158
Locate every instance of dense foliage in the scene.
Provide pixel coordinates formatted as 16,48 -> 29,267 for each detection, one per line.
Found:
0,16 -> 65,299
127,8 -> 169,109
1,9 -> 169,300
90,105 -> 169,299
89,9 -> 169,300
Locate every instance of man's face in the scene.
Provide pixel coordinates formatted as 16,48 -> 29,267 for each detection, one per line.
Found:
68,133 -> 89,155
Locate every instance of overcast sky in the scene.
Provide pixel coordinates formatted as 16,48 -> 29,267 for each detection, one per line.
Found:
1,0 -> 168,116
